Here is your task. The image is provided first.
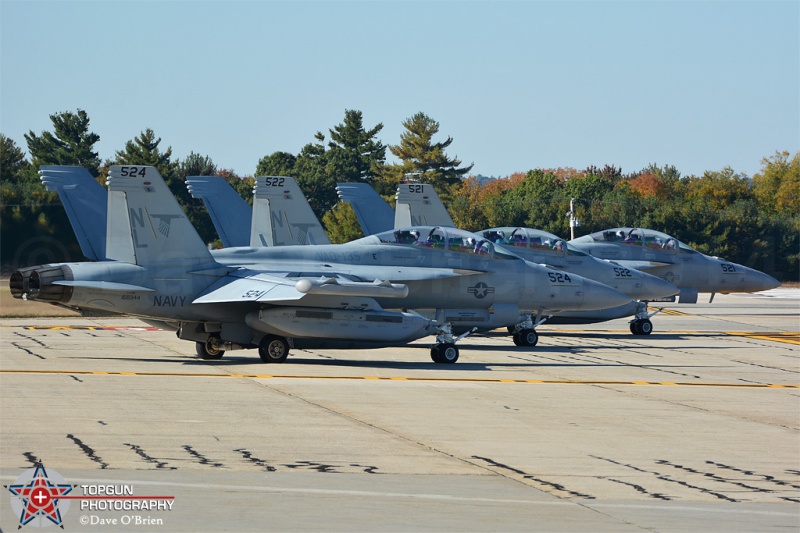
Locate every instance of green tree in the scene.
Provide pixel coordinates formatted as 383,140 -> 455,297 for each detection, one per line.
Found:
321,202 -> 364,243
180,151 -> 217,177
293,132 -> 335,219
256,151 -> 297,177
326,109 -> 386,183
2,133 -> 81,267
752,151 -> 800,215
24,109 -> 101,176
0,134 -> 32,184
376,112 -> 473,199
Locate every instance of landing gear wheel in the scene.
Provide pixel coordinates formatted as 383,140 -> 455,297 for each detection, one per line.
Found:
259,335 -> 289,363
630,319 -> 653,336
432,343 -> 459,364
513,329 -> 538,347
196,336 -> 224,360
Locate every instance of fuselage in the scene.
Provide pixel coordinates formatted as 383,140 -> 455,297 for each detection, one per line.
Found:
569,228 -> 780,297
480,227 -> 678,301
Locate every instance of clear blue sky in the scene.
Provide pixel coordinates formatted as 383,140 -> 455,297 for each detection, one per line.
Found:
1,0 -> 798,179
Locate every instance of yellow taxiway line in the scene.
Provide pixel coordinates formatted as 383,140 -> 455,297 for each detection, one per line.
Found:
1,369 -> 797,388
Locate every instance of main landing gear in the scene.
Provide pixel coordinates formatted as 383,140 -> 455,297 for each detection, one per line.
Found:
196,336 -> 225,360
259,335 -> 290,363
629,302 -> 661,335
430,323 -> 476,364
508,312 -> 550,347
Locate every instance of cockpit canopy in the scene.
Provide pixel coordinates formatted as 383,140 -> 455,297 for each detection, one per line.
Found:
355,226 -> 525,260
585,227 -> 694,253
480,227 -> 588,256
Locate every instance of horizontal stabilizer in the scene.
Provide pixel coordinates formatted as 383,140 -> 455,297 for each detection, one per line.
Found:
40,166 -> 108,261
186,176 -> 252,248
52,281 -> 154,292
295,278 -> 409,298
336,183 -> 394,235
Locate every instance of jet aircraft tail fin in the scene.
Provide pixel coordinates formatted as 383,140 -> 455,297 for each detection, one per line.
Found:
40,166 -> 108,261
186,176 -> 252,248
394,183 -> 454,228
106,165 -> 213,266
250,176 -> 331,246
335,183 -> 394,236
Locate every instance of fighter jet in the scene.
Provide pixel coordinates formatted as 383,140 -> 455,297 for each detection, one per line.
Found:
569,227 -> 781,315
196,177 -> 665,345
341,182 -> 680,334
14,166 -> 630,363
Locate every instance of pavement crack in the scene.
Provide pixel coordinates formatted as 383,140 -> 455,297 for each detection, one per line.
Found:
66,433 -> 109,469
181,445 -> 226,468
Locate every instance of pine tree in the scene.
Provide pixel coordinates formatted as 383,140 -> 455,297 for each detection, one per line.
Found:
24,109 -> 101,176
375,112 -> 472,198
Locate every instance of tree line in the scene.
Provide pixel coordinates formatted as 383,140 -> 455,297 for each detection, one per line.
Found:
1,108 -> 797,281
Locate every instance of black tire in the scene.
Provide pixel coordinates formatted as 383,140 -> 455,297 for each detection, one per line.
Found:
430,347 -> 443,363
638,319 -> 653,335
630,321 -> 641,335
196,337 -> 224,360
516,329 -> 538,347
259,335 -> 289,363
437,343 -> 459,364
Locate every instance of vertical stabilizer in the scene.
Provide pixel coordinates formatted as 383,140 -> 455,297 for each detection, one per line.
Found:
106,166 -> 213,265
40,166 -> 108,261
250,176 -> 330,246
335,183 -> 394,236
186,176 -> 252,248
394,184 -> 454,228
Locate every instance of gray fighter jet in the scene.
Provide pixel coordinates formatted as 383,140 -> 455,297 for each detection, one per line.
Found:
188,177 -> 668,345
341,182 -> 680,334
569,227 -> 781,315
14,166 -> 630,363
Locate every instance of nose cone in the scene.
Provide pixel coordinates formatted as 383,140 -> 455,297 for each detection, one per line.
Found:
639,271 -> 680,300
744,267 -> 781,293
580,277 -> 634,311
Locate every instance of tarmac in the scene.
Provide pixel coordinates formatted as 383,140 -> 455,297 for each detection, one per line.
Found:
1,289 -> 798,532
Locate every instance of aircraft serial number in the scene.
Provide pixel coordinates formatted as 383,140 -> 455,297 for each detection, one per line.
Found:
408,184 -> 424,193
119,166 -> 146,177
721,263 -> 737,273
548,272 -> 572,283
121,294 -> 140,300
262,177 -> 285,187
613,267 -> 633,277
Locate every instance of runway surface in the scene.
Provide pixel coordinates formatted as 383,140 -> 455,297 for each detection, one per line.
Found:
1,290 -> 798,531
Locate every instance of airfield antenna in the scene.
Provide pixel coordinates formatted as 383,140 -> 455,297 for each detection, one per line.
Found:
567,198 -> 580,240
